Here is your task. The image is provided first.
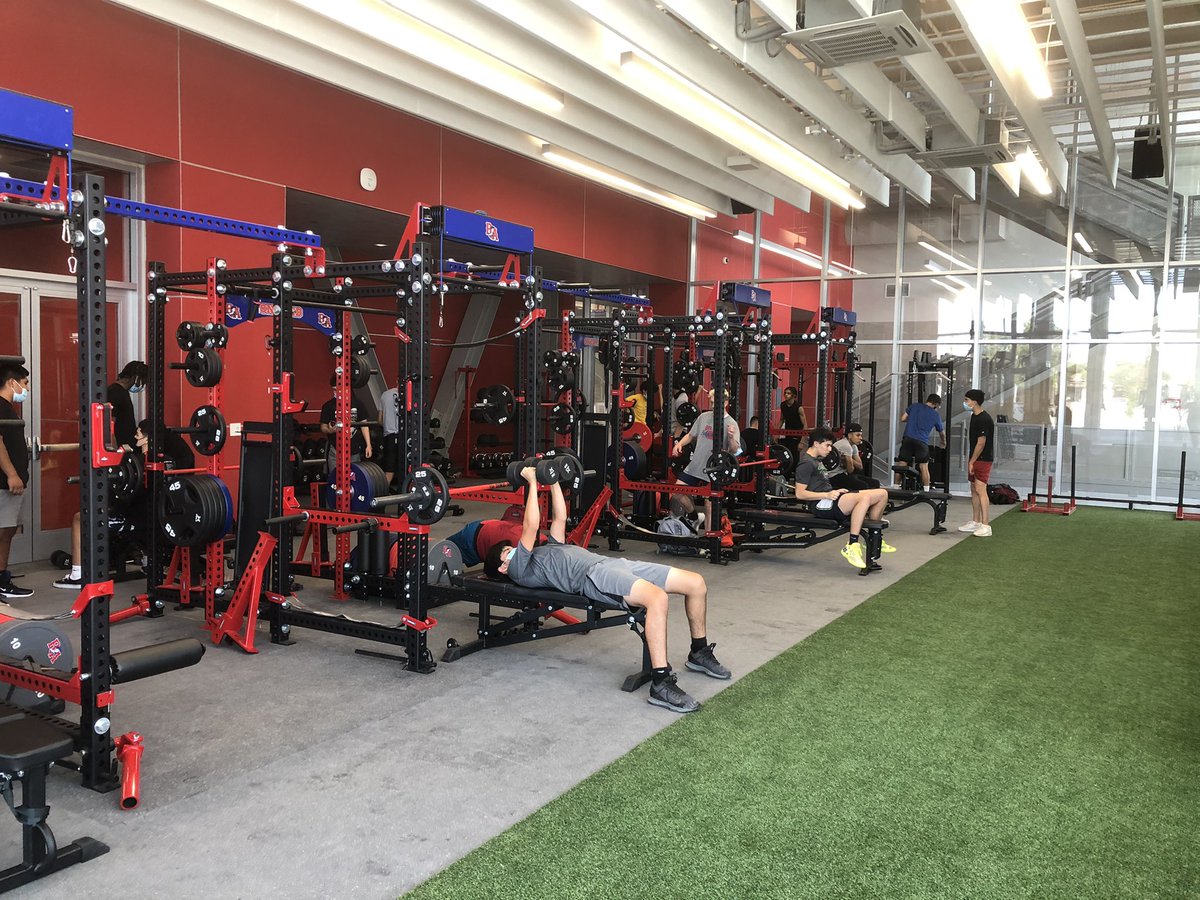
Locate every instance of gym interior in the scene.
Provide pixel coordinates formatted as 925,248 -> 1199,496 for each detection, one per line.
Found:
0,1 -> 1196,897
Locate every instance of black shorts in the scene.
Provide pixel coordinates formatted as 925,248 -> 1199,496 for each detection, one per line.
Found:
380,433 -> 401,472
809,497 -> 849,523
899,436 -> 930,465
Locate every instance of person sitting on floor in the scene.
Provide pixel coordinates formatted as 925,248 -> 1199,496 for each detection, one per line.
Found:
829,423 -> 880,491
485,466 -> 730,714
793,427 -> 895,570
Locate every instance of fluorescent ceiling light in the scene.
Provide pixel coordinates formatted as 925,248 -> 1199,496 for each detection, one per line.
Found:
923,261 -> 973,290
541,145 -> 716,219
298,0 -> 564,113
953,0 -> 1052,99
1017,148 -> 1053,196
929,278 -> 958,293
733,231 -> 864,275
618,51 -> 865,211
918,239 -> 972,269
1074,232 -> 1094,254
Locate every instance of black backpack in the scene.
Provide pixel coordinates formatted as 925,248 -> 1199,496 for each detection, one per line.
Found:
988,483 -> 1019,505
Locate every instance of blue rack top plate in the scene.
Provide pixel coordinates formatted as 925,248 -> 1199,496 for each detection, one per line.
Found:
435,207 -> 534,255
720,282 -> 772,308
0,88 -> 73,152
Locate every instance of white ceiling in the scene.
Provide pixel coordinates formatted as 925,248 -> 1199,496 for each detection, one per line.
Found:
106,0 -> 1200,217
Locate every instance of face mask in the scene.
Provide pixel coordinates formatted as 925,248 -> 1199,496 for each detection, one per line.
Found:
129,383 -> 145,394
12,389 -> 28,404
962,401 -> 971,411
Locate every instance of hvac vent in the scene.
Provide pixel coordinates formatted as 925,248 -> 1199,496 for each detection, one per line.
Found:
914,120 -> 1013,170
781,10 -> 933,67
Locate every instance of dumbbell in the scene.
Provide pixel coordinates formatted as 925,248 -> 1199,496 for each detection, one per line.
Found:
505,456 -> 563,489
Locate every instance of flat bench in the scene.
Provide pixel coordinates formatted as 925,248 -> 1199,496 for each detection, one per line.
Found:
0,701 -> 108,892
885,488 -> 951,534
732,510 -> 886,574
430,574 -> 652,692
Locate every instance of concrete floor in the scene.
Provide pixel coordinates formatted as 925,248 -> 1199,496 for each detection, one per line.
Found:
2,495 -> 985,898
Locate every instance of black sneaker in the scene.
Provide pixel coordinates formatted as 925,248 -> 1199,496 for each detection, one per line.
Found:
0,578 -> 33,599
53,575 -> 83,590
686,643 -> 732,680
647,673 -> 700,713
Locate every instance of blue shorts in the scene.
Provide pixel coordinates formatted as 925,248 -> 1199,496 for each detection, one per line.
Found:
446,521 -> 483,568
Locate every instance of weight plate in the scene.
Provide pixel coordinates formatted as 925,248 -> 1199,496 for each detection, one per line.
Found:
623,421 -> 653,452
675,402 -> 699,430
0,618 -> 74,713
768,442 -> 795,477
549,402 -> 577,436
704,450 -> 739,487
404,464 -> 449,526
188,405 -> 228,457
622,441 -> 647,480
184,348 -> 223,388
349,357 -> 372,389
160,474 -> 230,547
427,539 -> 464,586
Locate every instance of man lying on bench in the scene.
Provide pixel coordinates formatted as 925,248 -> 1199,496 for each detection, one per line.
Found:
794,428 -> 897,569
485,466 -> 730,714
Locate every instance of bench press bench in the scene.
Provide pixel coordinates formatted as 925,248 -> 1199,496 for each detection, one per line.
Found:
0,702 -> 108,892
429,574 -> 653,692
886,487 -> 951,534
731,509 -> 886,574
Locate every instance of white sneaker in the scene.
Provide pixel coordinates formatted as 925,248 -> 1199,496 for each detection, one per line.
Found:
957,521 -> 980,532
973,525 -> 993,537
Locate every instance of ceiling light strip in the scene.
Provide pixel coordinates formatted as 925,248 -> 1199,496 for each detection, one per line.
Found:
541,146 -> 716,219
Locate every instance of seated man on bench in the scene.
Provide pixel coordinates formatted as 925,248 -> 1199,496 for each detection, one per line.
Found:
794,427 -> 895,569
485,466 -> 730,714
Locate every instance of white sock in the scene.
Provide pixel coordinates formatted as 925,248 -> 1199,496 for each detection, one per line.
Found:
70,565 -> 81,580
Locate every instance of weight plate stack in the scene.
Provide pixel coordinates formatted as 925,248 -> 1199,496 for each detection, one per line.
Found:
160,474 -> 232,547
622,441 -> 648,479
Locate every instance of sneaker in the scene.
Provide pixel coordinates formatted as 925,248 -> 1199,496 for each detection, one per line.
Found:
973,525 -> 993,537
879,539 -> 897,554
648,673 -> 701,713
686,643 -> 732,680
957,521 -> 980,533
0,579 -> 33,599
53,575 -> 83,590
840,542 -> 867,569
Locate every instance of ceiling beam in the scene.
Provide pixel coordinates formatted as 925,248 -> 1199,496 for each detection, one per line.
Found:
384,0 -> 804,214
833,61 -> 928,151
898,51 -> 981,144
652,0 -> 935,202
109,0 -> 738,217
1146,0 -> 1175,175
943,0 -> 1071,193
1046,0 -> 1118,186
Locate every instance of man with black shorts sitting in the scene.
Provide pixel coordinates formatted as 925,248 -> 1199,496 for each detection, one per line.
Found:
793,427 -> 895,570
485,466 -> 730,714
898,393 -> 945,490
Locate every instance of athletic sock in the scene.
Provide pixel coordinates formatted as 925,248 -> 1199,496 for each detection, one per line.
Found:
690,636 -> 708,654
651,666 -> 672,685
848,534 -> 859,544
70,565 -> 82,580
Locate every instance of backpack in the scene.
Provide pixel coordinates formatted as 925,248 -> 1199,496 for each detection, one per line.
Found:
656,514 -> 699,556
988,483 -> 1019,505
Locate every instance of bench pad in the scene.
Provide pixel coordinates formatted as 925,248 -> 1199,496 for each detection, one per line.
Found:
451,573 -> 627,612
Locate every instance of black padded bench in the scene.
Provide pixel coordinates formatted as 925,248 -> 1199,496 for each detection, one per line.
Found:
885,488 -> 951,534
0,702 -> 108,892
431,574 -> 652,692
732,509 -> 886,574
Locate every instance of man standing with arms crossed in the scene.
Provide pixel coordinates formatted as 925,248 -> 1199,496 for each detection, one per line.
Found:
958,389 -> 995,538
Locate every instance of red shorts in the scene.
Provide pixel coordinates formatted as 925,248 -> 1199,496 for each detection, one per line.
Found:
968,461 -> 992,484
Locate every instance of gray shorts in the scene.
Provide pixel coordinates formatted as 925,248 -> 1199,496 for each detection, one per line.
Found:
0,490 -> 25,528
582,558 -> 672,608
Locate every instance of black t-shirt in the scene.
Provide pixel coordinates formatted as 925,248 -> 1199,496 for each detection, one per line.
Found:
107,381 -> 137,448
741,426 -> 762,459
779,399 -> 803,430
320,398 -> 366,457
157,430 -> 196,472
968,410 -> 995,463
0,396 -> 29,488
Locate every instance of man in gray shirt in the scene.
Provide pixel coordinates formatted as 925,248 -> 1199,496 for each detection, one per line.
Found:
671,389 -> 741,531
793,427 -> 894,570
485,465 -> 730,713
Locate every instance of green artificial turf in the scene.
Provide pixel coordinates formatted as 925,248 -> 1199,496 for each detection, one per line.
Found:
405,509 -> 1200,900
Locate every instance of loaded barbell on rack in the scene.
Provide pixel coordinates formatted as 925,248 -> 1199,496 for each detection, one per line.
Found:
470,384 -> 515,426
170,348 -> 223,388
176,321 -> 228,351
159,473 -> 233,547
170,405 -> 228,456
369,463 -> 450,526
675,402 -> 699,430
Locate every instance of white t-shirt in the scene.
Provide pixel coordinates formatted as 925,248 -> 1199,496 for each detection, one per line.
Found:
829,437 -> 858,476
380,387 -> 401,435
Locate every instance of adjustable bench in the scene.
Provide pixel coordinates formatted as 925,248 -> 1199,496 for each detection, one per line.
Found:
0,702 -> 108,892
885,488 -> 951,534
732,509 -> 886,574
430,574 -> 652,692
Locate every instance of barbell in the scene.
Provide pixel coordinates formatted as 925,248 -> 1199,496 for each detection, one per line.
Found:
369,463 -> 451,526
170,405 -> 228,456
171,348 -> 223,388
176,321 -> 228,351
471,384 -> 583,434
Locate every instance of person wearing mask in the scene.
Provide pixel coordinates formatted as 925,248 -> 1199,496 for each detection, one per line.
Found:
108,361 -> 148,450
0,364 -> 33,599
778,386 -> 807,457
898,393 -> 945,491
958,389 -> 996,538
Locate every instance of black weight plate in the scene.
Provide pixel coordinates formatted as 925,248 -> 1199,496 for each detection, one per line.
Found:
404,464 -> 449,526
622,441 -> 647,479
768,442 -> 795,477
176,320 -> 202,351
704,450 -> 739,487
676,402 -> 699,429
188,405 -> 227,457
0,619 -> 74,712
549,402 -> 577,436
350,357 -> 372,389
486,384 -> 515,426
184,348 -> 223,388
160,474 -> 228,547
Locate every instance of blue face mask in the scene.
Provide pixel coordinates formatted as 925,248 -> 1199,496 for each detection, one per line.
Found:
12,389 -> 28,404
962,401 -> 971,411
129,383 -> 145,394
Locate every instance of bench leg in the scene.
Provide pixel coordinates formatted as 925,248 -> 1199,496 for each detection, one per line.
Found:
621,622 -> 653,693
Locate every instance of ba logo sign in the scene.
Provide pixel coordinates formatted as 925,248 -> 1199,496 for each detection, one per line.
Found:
485,221 -> 499,243
750,289 -> 758,303
46,638 -> 62,664
292,306 -> 305,319
317,312 -> 332,330
257,301 -> 274,317
226,303 -> 243,321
